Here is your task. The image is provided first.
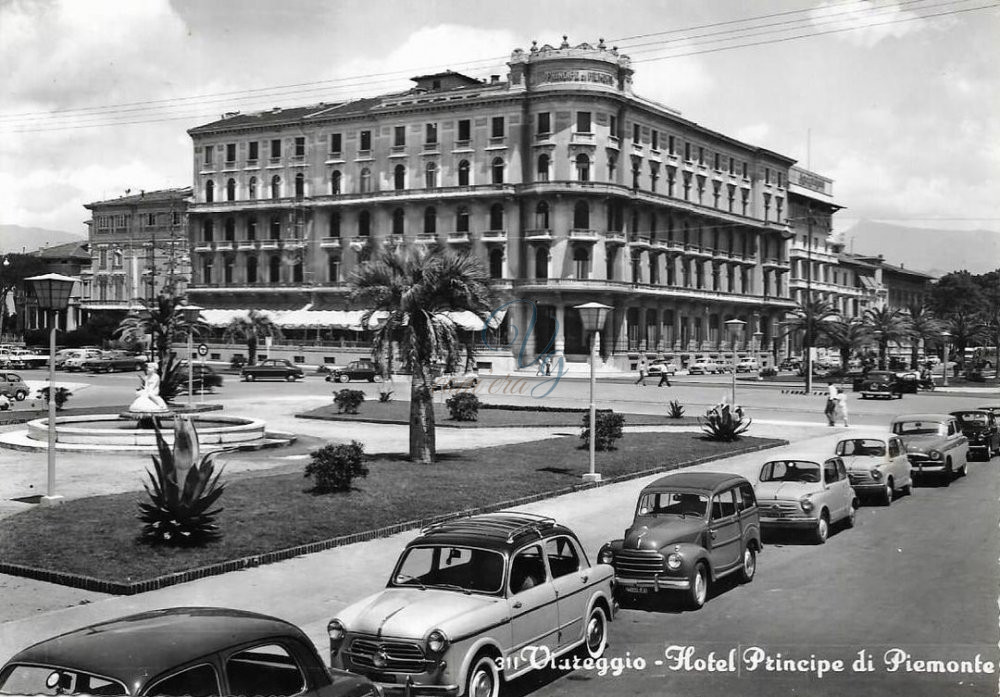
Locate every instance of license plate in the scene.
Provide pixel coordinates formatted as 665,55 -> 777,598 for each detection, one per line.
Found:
627,587 -> 651,595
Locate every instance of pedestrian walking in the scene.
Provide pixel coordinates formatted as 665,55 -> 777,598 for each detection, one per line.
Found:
635,356 -> 648,386
535,355 -> 546,376
544,356 -> 552,376
834,387 -> 849,427
657,366 -> 672,387
824,381 -> 837,427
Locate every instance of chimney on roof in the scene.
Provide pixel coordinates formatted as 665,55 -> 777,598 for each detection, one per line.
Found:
490,74 -> 500,84
877,254 -> 885,261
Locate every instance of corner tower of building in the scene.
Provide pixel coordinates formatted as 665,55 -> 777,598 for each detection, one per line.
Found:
507,36 -> 634,95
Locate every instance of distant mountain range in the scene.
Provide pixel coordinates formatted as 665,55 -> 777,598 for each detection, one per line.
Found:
0,225 -> 84,254
843,220 -> 1000,277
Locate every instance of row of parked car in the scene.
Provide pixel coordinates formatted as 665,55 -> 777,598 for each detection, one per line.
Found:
2,408 -> 996,696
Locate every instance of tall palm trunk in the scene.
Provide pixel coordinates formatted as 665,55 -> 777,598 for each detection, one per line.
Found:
247,334 -> 257,365
409,364 -> 435,463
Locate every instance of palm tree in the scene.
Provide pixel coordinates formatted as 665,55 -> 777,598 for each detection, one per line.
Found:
779,298 -> 838,371
823,317 -> 869,371
862,306 -> 912,370
351,246 -> 493,463
946,310 -> 987,366
905,304 -> 943,369
222,310 -> 283,365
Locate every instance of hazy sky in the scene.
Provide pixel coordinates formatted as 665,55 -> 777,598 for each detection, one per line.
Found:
1,0 -> 998,238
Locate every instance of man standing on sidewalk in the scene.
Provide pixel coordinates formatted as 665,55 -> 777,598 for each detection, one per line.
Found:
635,356 -> 648,386
824,381 -> 837,427
657,365 -> 672,387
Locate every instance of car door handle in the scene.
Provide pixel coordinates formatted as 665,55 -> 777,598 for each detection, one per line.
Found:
512,601 -> 523,609
709,530 -> 717,539
580,574 -> 589,583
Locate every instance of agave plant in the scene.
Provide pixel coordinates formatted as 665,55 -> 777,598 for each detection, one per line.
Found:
700,403 -> 752,442
138,416 -> 226,546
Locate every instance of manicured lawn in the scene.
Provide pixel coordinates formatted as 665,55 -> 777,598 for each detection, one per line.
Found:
0,432 -> 781,585
299,400 -> 702,428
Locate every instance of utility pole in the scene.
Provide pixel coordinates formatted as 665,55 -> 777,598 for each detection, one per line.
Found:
805,202 -> 814,395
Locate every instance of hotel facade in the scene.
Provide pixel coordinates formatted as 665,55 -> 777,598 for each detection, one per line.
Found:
186,38 -> 838,370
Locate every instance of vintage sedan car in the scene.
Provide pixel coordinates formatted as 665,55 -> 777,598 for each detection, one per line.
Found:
57,348 -> 103,371
859,370 -> 905,399
598,472 -> 761,610
241,358 -> 305,381
177,363 -> 224,394
834,433 -> 913,505
734,358 -> 760,373
0,606 -> 382,697
949,410 -> 999,460
82,350 -> 148,373
755,454 -> 857,544
328,512 -> 614,697
0,373 -> 29,402
0,349 -> 48,370
326,359 -> 380,383
890,413 -> 969,480
688,359 -> 723,375
647,360 -> 679,376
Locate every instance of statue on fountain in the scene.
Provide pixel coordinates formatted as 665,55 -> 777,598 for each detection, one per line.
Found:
129,362 -> 170,414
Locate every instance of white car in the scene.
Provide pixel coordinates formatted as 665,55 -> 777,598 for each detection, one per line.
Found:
735,359 -> 759,373
688,360 -> 722,375
647,360 -> 679,376
834,433 -> 914,505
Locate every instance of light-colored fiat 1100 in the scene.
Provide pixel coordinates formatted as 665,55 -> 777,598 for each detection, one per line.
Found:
327,513 -> 614,697
755,454 -> 858,544
834,433 -> 913,505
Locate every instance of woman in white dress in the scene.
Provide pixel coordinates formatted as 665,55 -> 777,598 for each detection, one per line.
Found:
129,362 -> 169,412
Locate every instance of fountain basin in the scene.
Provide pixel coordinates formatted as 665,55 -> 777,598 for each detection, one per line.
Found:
25,414 -> 267,448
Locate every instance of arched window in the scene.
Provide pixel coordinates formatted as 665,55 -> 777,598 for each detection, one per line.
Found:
226,178 -> 236,201
574,247 -> 591,279
329,211 -> 341,237
458,160 -> 470,186
423,206 -> 436,234
576,154 -> 590,182
489,249 -> 503,279
535,247 -> 549,279
204,180 -> 214,203
202,219 -> 214,242
394,164 -> 406,191
327,255 -> 341,283
203,259 -> 213,284
294,173 -> 305,199
491,157 -> 504,184
425,162 -> 437,188
358,210 -> 371,237
271,175 -> 281,199
392,208 -> 405,235
269,216 -> 281,239
489,203 -> 504,231
248,177 -> 257,199
268,255 -> 281,283
331,170 -> 341,195
246,256 -> 258,284
534,201 -> 549,229
456,207 -> 470,233
359,168 -> 372,193
536,154 -> 550,182
224,257 -> 235,284
573,201 -> 590,229
224,218 -> 235,241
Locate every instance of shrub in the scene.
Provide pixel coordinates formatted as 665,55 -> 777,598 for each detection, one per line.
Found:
378,389 -> 394,403
304,441 -> 367,493
158,353 -> 187,403
580,410 -> 625,451
760,367 -> 778,378
446,392 -> 480,421
334,388 -> 365,414
700,403 -> 752,442
230,355 -> 247,370
668,400 -> 685,419
36,386 -> 71,410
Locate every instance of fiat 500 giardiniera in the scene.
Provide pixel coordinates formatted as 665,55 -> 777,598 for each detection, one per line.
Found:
327,513 -> 614,697
0,607 -> 382,696
755,454 -> 858,544
598,472 -> 762,610
834,433 -> 914,505
891,413 -> 970,480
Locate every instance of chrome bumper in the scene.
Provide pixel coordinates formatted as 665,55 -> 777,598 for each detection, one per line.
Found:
616,575 -> 690,591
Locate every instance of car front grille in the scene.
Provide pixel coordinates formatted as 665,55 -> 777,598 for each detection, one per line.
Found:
347,637 -> 427,674
758,501 -> 803,517
848,472 -> 874,485
614,549 -> 665,577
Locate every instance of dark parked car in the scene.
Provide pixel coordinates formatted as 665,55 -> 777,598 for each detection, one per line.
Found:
242,358 -> 305,381
950,410 -> 1000,460
0,372 -> 29,401
598,471 -> 761,609
82,350 -> 148,373
178,363 -> 224,394
325,359 -> 379,383
859,370 -> 905,399
0,607 -> 382,696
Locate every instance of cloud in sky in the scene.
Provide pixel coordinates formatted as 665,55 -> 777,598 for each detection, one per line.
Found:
808,0 -> 929,47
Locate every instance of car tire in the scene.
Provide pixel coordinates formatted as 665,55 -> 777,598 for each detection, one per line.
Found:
958,460 -> 967,477
738,546 -> 757,584
881,478 -> 894,506
465,653 -> 501,697
245,374 -> 255,382
14,390 -> 27,401
285,374 -> 295,382
338,373 -> 350,383
814,512 -> 830,544
687,562 -> 709,609
581,605 -> 609,659
845,503 -> 857,528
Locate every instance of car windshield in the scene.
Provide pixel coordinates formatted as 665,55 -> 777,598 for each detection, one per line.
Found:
759,460 -> 822,483
954,412 -> 988,425
835,439 -> 887,457
892,421 -> 946,436
0,665 -> 127,695
636,491 -> 709,518
392,545 -> 504,594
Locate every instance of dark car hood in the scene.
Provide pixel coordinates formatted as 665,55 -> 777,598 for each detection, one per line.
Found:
624,518 -> 704,550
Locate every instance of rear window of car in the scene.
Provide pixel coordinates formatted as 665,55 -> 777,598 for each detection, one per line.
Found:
0,664 -> 127,695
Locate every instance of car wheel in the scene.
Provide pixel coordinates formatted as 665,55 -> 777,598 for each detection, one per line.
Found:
881,478 -> 894,506
373,374 -> 383,383
285,374 -> 295,382
814,512 -> 830,544
338,373 -> 350,383
845,503 -> 857,528
738,546 -> 757,583
958,460 -> 967,477
245,374 -> 255,382
14,390 -> 27,401
687,562 -> 709,609
465,653 -> 501,697
581,605 -> 608,659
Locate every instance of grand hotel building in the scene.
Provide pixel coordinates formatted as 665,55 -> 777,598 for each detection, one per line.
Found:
186,38 -> 839,370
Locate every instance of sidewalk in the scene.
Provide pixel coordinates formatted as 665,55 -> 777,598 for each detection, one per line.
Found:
0,419 -> 831,662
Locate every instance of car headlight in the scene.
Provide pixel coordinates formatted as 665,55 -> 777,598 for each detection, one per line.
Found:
427,629 -> 449,654
598,547 -> 614,565
870,469 -> 882,480
800,498 -> 814,513
666,553 -> 683,570
928,450 -> 942,461
327,619 -> 346,649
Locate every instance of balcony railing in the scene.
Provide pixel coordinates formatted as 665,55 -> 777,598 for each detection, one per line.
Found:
569,228 -> 600,241
481,229 -> 506,242
320,237 -> 341,248
524,228 -> 552,241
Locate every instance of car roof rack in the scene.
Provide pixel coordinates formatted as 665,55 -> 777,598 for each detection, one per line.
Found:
421,512 -> 557,543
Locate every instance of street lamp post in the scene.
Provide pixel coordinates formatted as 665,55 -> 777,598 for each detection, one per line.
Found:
753,330 -> 764,379
941,331 -> 951,387
574,302 -> 612,484
25,273 -> 78,507
725,318 -> 747,406
178,304 -> 203,409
